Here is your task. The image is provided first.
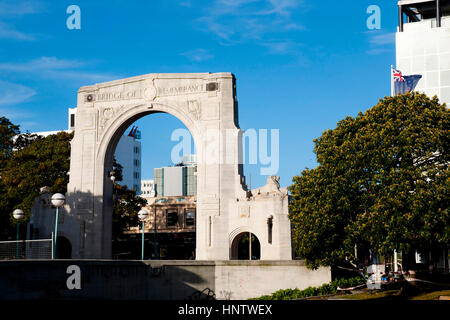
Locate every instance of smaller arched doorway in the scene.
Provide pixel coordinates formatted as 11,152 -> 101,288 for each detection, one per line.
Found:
56,236 -> 72,259
230,232 -> 261,260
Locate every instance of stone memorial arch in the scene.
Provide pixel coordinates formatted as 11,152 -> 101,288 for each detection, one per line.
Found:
52,72 -> 292,260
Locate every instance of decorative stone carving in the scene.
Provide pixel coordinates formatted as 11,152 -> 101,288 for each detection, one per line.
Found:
187,100 -> 201,120
143,78 -> 157,101
97,104 -> 128,140
253,176 -> 286,197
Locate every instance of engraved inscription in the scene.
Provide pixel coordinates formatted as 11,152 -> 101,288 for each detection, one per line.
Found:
157,84 -> 206,96
85,81 -> 211,102
96,90 -> 142,102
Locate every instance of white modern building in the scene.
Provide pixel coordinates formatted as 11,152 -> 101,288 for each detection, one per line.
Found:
153,155 -> 197,197
140,179 -> 155,197
68,107 -> 77,130
115,132 -> 142,193
396,0 -> 450,104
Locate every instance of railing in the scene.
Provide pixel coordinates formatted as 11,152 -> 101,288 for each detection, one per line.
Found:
0,236 -> 53,260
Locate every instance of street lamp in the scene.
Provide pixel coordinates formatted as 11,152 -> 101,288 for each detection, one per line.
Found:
13,209 -> 24,259
110,171 -> 116,202
138,209 -> 149,260
110,172 -> 117,207
51,193 -> 65,259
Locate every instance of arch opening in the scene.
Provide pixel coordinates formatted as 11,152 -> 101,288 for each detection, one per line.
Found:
105,109 -> 198,260
230,232 -> 261,260
56,236 -> 72,259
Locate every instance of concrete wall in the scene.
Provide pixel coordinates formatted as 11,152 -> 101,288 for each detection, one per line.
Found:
0,260 -> 330,300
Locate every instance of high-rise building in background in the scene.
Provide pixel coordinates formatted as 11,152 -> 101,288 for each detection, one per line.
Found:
114,130 -> 142,193
396,0 -> 450,104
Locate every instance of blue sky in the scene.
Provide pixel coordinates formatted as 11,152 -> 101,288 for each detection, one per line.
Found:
0,0 -> 398,188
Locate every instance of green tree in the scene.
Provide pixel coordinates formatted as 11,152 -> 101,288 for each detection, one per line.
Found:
0,131 -> 73,238
0,117 -> 19,164
13,132 -> 40,151
0,117 -> 20,238
289,93 -> 449,269
110,155 -> 146,238
0,118 -> 145,240
112,157 -> 124,183
108,156 -> 145,238
112,184 -> 147,239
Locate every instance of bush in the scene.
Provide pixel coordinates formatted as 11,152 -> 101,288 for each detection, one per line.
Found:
249,276 -> 365,300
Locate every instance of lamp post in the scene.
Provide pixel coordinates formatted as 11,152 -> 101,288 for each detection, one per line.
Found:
13,209 -> 24,259
154,204 -> 158,259
51,193 -> 65,259
138,209 -> 149,260
110,172 -> 116,208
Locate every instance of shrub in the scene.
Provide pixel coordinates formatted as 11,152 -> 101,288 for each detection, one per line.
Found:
249,276 -> 365,300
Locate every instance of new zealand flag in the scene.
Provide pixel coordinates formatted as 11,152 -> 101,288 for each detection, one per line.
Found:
392,68 -> 422,95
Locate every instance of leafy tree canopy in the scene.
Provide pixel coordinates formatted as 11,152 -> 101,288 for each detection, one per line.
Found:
0,131 -> 73,237
289,93 -> 449,269
112,184 -> 147,239
0,117 -> 19,162
0,117 -> 145,240
110,155 -> 146,238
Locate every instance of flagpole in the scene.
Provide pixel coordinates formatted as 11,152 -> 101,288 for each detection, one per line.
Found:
390,65 -> 394,96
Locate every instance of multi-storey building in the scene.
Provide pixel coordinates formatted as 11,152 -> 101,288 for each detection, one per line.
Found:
394,0 -> 450,272
153,155 -> 197,197
115,156 -> 198,259
114,129 -> 142,193
121,195 -> 196,260
140,179 -> 156,196
397,0 -> 450,104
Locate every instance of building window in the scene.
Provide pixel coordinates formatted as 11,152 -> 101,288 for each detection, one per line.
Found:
185,210 -> 195,227
70,114 -> 75,128
134,172 -> 139,179
166,210 -> 178,227
134,146 -> 140,154
134,159 -> 140,166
